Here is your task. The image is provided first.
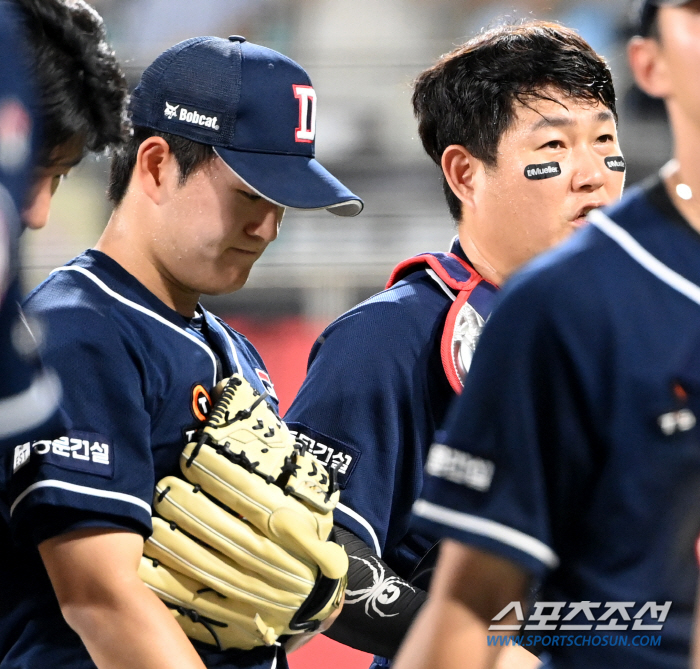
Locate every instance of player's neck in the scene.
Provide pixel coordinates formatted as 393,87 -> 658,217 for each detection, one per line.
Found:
663,109 -> 700,234
96,209 -> 200,317
456,227 -> 505,287
661,159 -> 700,236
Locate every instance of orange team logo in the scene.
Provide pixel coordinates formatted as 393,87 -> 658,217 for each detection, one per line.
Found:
191,384 -> 212,422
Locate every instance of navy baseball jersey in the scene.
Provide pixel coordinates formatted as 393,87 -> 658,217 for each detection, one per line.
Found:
285,238 -> 499,580
0,250 -> 284,669
414,176 -> 700,669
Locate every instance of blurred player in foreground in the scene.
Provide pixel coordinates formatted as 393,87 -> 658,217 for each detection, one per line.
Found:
0,0 -> 127,455
0,0 -> 41,452
284,21 -> 625,667
0,2 -> 127,661
395,2 -> 700,669
3,36 -> 361,669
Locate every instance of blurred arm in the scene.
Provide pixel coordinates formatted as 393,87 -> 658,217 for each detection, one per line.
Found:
393,540 -> 534,669
39,528 -> 206,669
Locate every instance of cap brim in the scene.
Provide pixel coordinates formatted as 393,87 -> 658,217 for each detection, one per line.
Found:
214,147 -> 363,217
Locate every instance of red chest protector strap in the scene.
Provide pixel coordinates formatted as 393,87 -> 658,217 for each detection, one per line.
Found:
387,252 -> 497,394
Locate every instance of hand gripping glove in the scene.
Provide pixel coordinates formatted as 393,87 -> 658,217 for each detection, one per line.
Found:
138,374 -> 348,650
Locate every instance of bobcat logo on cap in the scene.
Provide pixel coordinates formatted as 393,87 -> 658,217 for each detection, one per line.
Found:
164,102 -> 180,119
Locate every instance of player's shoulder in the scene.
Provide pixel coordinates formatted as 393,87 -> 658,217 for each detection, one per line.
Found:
308,268 -> 454,364
335,267 -> 453,331
24,251 -> 120,326
209,313 -> 264,359
509,178 -> 672,304
495,217 -> 626,330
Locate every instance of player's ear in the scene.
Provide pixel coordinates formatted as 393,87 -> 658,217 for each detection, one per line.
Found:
134,136 -> 177,206
628,36 -> 671,100
441,145 -> 480,217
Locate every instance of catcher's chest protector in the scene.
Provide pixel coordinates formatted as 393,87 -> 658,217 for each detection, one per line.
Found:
386,252 -> 498,393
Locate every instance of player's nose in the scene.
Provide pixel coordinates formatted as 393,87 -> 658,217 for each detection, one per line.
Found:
571,150 -> 605,193
246,201 -> 284,243
22,176 -> 55,230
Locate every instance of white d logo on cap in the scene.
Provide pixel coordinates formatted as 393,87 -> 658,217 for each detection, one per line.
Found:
293,85 -> 317,143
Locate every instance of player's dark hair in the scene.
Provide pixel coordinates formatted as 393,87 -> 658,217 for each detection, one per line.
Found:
108,126 -> 216,205
13,0 -> 128,167
412,21 -> 617,221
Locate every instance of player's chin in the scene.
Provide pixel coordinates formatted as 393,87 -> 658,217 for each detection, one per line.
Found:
201,270 -> 252,296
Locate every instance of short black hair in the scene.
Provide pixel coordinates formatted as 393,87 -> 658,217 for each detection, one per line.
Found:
108,126 -> 215,205
14,0 -> 128,166
412,21 -> 617,221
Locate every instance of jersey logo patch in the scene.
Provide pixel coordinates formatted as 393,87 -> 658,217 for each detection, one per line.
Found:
658,408 -> 696,436
13,431 -> 114,479
425,443 -> 494,492
287,423 -> 359,488
191,384 -> 212,422
255,369 -> 279,402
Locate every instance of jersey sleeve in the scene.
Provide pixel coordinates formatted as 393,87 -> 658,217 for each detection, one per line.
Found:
5,293 -> 155,543
413,262 -> 606,579
285,280 -> 451,556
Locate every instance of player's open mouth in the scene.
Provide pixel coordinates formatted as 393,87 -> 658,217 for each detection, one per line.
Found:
573,205 -> 599,227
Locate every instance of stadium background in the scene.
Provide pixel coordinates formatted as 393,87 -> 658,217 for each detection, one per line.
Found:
19,0 -> 669,666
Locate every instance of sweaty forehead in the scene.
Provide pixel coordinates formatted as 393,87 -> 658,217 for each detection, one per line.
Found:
509,96 -> 615,136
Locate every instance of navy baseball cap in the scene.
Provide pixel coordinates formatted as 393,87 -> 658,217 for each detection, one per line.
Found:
637,0 -> 691,35
130,36 -> 363,217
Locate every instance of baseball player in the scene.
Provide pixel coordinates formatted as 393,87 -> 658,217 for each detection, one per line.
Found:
1,36 -> 361,669
0,0 -> 127,457
395,2 -> 700,669
0,0 -> 41,454
284,21 -> 625,666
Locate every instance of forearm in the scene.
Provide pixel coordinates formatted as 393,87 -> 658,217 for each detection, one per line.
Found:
393,540 -> 533,669
62,575 -> 206,669
40,528 -> 206,669
324,526 -> 427,658
393,594 -> 501,669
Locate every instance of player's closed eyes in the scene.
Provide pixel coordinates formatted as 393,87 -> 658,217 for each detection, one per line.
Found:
540,139 -> 565,150
237,189 -> 262,202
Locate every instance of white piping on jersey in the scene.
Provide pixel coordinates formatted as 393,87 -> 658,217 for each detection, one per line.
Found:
10,479 -> 152,517
52,266 -> 218,386
336,502 -> 382,557
0,369 -> 61,440
425,268 -> 457,302
412,499 -> 559,569
221,327 -> 242,375
588,209 -> 700,305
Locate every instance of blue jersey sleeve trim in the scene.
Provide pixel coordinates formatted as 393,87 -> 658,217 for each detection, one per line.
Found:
10,479 -> 152,517
412,499 -> 558,569
589,210 -> 700,305
336,502 -> 382,557
52,266 -> 218,386
0,369 -> 61,440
